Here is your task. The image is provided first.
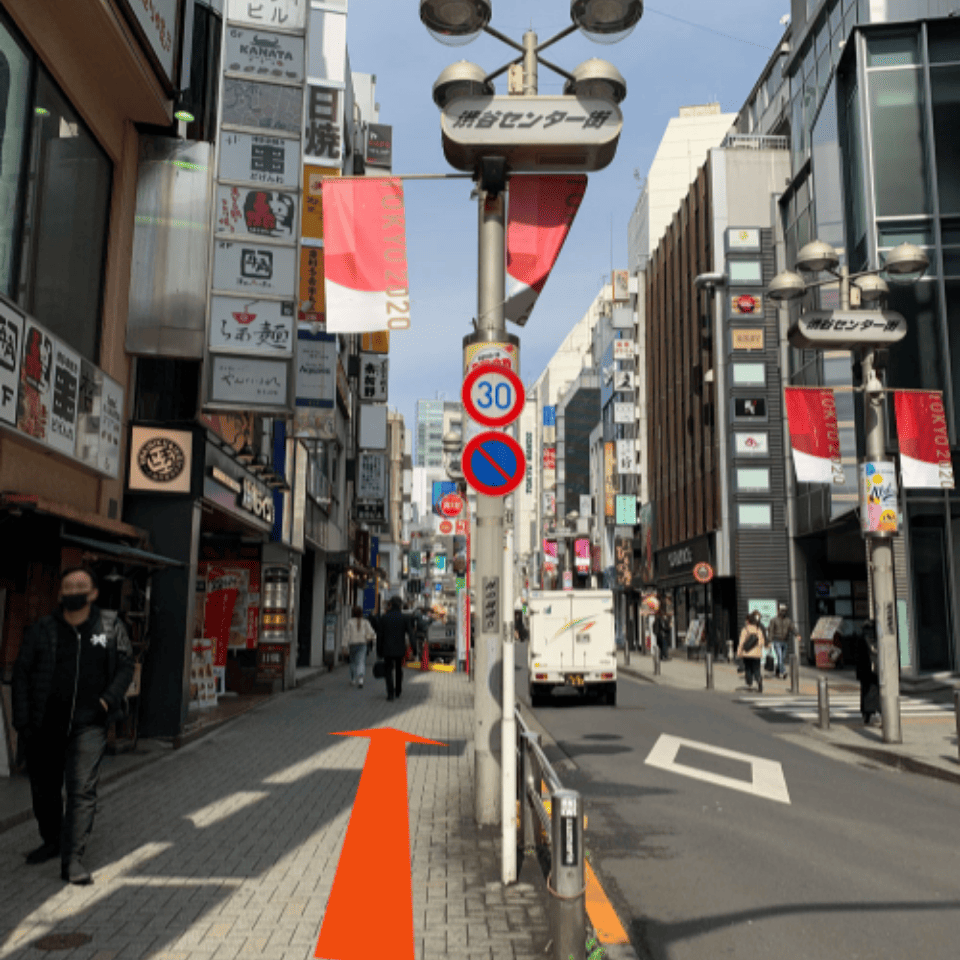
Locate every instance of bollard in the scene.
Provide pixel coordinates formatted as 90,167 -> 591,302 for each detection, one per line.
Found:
726,640 -> 734,663
652,642 -> 661,676
521,732 -> 540,850
790,652 -> 800,695
817,676 -> 830,730
954,690 -> 960,763
705,652 -> 714,690
550,788 -> 585,960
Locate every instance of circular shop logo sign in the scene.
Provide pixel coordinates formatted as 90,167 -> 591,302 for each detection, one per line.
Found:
138,437 -> 186,483
693,562 -> 714,584
735,295 -> 758,314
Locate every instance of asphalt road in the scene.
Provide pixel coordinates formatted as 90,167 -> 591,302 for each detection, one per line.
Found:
517,655 -> 960,960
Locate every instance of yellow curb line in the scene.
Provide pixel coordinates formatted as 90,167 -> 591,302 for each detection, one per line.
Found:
585,859 -> 630,944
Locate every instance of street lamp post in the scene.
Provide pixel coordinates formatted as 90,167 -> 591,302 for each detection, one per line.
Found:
769,240 -> 929,745
421,0 -> 641,837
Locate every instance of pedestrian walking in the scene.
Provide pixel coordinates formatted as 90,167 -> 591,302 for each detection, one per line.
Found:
376,596 -> 412,701
855,619 -> 881,726
12,567 -> 135,885
737,610 -> 768,694
768,603 -> 798,679
342,605 -> 376,688
654,611 -> 671,661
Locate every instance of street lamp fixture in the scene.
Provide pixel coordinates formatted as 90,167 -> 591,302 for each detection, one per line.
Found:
420,0 -> 492,44
767,270 -> 807,303
571,0 -> 644,43
432,61 -> 494,108
795,239 -> 840,274
562,58 -> 627,103
881,242 -> 930,284
854,273 -> 890,304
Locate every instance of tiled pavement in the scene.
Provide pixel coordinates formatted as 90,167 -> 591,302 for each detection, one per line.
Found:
0,666 -> 551,960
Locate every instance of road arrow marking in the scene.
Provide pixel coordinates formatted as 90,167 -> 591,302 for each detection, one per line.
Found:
644,734 -> 791,805
314,727 -> 446,960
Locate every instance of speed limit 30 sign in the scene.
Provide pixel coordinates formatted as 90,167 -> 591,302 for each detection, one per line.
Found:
462,363 -> 525,429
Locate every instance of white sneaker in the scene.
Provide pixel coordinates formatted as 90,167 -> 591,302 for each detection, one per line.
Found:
358,679 -> 364,688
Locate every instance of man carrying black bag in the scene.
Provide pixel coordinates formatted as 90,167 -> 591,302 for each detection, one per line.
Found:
855,620 -> 881,726
376,597 -> 412,701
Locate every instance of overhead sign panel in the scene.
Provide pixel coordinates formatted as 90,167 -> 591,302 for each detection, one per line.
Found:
788,310 -> 907,350
441,96 -> 623,173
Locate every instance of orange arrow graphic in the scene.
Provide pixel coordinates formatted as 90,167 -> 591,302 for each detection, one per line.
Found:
314,727 -> 446,960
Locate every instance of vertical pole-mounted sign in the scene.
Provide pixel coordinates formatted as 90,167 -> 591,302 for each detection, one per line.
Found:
204,0 -> 307,415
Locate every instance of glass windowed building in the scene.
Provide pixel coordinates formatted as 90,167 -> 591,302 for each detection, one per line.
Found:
776,7 -> 960,674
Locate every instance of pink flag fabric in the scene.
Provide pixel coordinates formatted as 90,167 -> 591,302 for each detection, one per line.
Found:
505,175 -> 587,326
321,178 -> 410,333
894,390 -> 955,488
784,387 -> 845,484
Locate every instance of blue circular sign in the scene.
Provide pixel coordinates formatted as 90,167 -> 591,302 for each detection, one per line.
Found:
461,431 -> 526,497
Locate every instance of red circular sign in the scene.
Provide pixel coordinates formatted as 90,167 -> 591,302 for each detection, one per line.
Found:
439,520 -> 453,534
439,493 -> 464,517
693,562 -> 714,583
461,363 -> 525,428
461,431 -> 526,497
735,295 -> 758,314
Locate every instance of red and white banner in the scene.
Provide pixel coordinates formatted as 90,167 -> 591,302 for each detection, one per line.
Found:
894,390 -> 955,488
321,178 -> 410,333
784,387 -> 845,484
505,174 -> 587,326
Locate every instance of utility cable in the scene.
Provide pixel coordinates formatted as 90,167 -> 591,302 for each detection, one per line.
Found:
645,6 -> 774,51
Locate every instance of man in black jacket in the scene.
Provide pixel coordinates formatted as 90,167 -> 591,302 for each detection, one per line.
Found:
12,567 -> 135,885
377,596 -> 412,701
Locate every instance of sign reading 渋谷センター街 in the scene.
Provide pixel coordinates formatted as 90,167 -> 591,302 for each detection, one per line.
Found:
322,178 -> 410,333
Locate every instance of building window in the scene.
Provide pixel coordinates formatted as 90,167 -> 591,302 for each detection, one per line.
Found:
930,62 -> 960,216
732,363 -> 766,386
737,468 -> 770,492
0,13 -> 31,299
866,31 -> 919,69
738,503 -> 772,528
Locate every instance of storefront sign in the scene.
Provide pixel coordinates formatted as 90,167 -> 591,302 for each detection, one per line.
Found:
120,0 -> 179,86
212,240 -> 296,296
860,461 -> 899,535
129,426 -> 193,493
734,398 -> 766,418
525,431 -> 534,493
228,0 -> 306,30
613,402 -> 634,424
613,339 -> 635,360
293,330 -> 336,436
242,475 -> 276,524
0,301 -> 23,426
211,466 -> 242,494
359,353 -> 388,402
355,501 -> 385,522
302,164 -> 338,240
612,269 -> 629,303
732,328 -> 764,351
210,355 -> 288,406
366,123 -> 393,168
361,331 -> 389,353
693,562 -> 714,583
357,452 -> 386,500
729,293 -> 762,315
575,538 -> 591,572
735,432 -> 768,456
615,495 -> 637,526
209,296 -> 294,356
727,228 -> 761,251
219,131 -> 300,187
224,25 -> 305,82
99,378 -> 123,476
615,537 -> 632,586
614,369 -> 635,391
222,78 -> 303,134
655,534 -> 712,580
616,439 -> 636,474
604,441 -> 617,518
305,84 -> 342,162
298,246 -> 325,322
17,319 -> 52,442
48,342 -> 80,456
216,185 -> 298,241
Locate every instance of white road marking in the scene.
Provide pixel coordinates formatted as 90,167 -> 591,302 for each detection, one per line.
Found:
739,694 -> 953,720
644,734 -> 791,805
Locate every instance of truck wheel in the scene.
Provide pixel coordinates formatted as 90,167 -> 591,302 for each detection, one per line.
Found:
530,684 -> 545,708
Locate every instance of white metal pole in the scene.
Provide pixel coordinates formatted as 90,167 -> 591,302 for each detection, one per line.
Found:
501,527 -> 517,883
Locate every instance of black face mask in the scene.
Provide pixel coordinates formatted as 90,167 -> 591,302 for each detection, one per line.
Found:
61,594 -> 91,612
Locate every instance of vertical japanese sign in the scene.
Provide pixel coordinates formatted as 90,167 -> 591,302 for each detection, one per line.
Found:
17,319 -> 52,441
48,342 -> 80,456
604,441 -> 617,518
359,353 -> 388,402
305,84 -> 343,164
206,3 -> 305,414
0,299 -> 23,426
293,329 -> 336,438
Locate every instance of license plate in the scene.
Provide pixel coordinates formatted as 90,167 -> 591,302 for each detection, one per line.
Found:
567,674 -> 584,686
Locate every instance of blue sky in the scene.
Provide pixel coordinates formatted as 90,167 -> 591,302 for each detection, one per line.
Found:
344,1 -> 789,434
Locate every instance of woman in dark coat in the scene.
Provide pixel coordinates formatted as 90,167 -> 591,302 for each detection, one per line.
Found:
855,620 -> 881,725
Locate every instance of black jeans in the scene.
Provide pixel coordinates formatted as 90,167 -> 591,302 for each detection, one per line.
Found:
26,724 -> 107,864
384,655 -> 404,699
744,659 -> 762,688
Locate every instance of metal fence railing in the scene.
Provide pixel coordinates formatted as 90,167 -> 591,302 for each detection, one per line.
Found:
516,707 -> 586,960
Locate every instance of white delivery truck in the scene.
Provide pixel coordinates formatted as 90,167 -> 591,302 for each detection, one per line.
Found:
526,589 -> 617,707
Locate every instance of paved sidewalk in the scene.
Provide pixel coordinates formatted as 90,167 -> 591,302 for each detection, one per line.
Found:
618,648 -> 960,783
0,665 -> 550,960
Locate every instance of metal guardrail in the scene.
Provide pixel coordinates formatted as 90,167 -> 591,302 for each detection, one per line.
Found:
516,708 -> 586,960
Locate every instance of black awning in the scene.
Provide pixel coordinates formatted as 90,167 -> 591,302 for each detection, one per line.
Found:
60,533 -> 185,568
